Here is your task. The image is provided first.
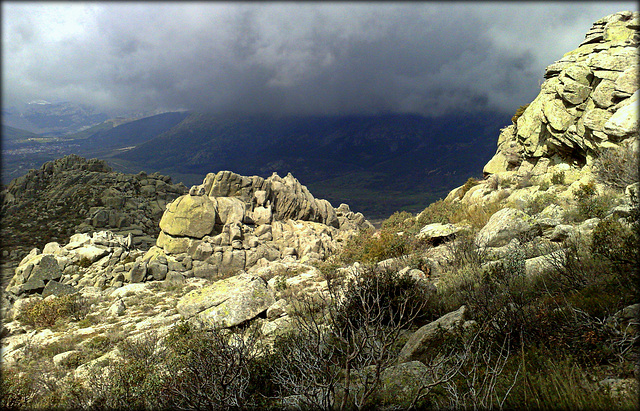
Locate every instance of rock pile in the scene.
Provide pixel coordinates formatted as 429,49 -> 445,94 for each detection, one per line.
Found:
147,170 -> 373,281
5,231 -> 143,301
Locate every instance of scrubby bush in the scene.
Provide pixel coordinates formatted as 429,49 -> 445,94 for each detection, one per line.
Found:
551,170 -> 566,185
416,197 -> 503,231
460,177 -> 480,197
16,294 -> 89,328
274,265 -> 443,409
523,192 -> 556,215
338,214 -> 427,264
593,145 -> 639,191
511,103 -> 529,124
416,199 -> 463,226
567,181 -> 619,222
380,210 -> 415,232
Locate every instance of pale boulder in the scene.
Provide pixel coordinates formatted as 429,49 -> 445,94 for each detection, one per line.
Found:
475,208 -> 534,248
159,195 -> 216,238
176,273 -> 275,329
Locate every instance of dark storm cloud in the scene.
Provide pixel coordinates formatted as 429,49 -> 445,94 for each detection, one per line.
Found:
2,2 -> 636,117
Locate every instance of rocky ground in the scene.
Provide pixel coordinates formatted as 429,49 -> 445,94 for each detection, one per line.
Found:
1,10 -> 638,410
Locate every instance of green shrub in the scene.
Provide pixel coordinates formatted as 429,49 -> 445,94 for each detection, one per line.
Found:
551,170 -> 566,185
512,103 -> 530,124
416,199 -> 463,226
538,180 -> 550,191
460,177 -> 480,197
593,146 -> 639,191
76,257 -> 93,268
591,219 -> 638,267
380,210 -> 416,232
524,192 -> 556,215
16,294 -> 89,328
567,181 -> 619,222
338,227 -> 422,265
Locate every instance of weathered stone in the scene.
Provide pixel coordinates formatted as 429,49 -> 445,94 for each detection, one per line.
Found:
544,99 -> 576,131
563,63 -> 593,86
176,273 -> 275,328
147,261 -> 168,281
193,262 -> 217,279
614,67 -> 639,95
604,96 -> 639,138
25,255 -> 63,286
159,195 -> 216,238
107,299 -> 126,317
417,223 -> 466,244
397,306 -> 468,364
42,280 -> 77,297
525,251 -> 565,277
591,79 -> 617,108
215,197 -> 246,226
75,245 -> 109,263
157,231 -> 191,254
219,249 -> 245,276
475,208 -> 534,248
125,262 -> 147,283
558,78 -> 591,105
582,107 -> 613,133
588,47 -> 638,72
192,242 -> 213,261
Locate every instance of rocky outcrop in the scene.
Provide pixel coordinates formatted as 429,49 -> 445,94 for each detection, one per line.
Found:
478,11 -> 638,190
5,231 -> 142,300
435,11 -> 639,268
0,155 -> 187,261
150,170 -> 373,279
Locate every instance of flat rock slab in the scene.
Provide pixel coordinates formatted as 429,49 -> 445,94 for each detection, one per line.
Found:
417,223 -> 466,244
177,273 -> 275,329
75,245 -> 110,263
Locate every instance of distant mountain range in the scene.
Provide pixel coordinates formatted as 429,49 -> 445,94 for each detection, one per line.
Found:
2,101 -> 111,136
1,109 -> 511,219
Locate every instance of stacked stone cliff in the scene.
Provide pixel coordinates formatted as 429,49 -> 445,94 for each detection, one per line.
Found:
150,170 -> 373,280
450,11 -> 638,207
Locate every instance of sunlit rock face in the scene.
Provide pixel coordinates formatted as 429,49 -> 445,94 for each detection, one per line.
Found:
154,170 -> 374,278
468,11 -> 639,208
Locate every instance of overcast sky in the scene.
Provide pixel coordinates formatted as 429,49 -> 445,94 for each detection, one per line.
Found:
2,2 -> 637,117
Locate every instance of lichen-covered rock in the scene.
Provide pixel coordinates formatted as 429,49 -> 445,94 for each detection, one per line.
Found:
475,208 -> 534,248
159,195 -> 217,238
176,273 -> 275,329
467,11 -> 639,213
417,223 -> 467,244
397,305 -> 469,365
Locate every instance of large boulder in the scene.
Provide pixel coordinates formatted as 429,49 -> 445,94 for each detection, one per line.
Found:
397,305 -> 470,365
176,274 -> 275,328
475,208 -> 534,248
159,195 -> 217,238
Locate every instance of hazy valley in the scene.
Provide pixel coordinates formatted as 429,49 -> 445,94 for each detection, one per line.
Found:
3,110 -> 509,219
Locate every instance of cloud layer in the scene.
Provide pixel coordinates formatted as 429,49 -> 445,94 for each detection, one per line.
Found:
2,2 -> 636,117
